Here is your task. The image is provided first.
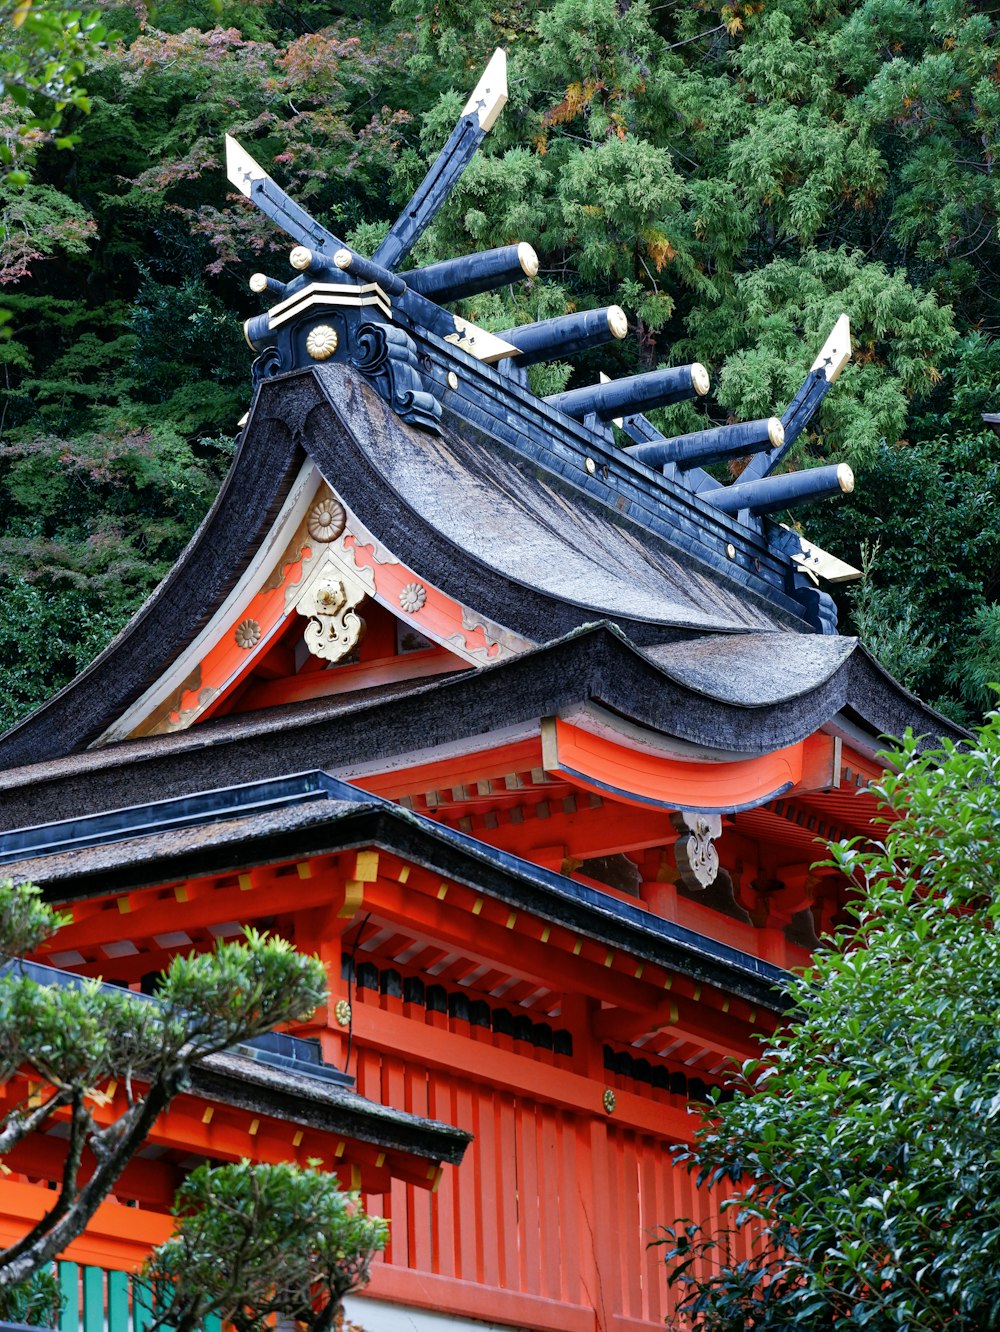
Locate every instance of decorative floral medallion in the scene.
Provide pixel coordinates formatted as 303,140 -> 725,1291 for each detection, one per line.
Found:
334,999 -> 352,1028
603,1088 -> 616,1115
399,581 -> 427,613
234,618 -> 261,650
307,496 -> 346,543
305,324 -> 339,360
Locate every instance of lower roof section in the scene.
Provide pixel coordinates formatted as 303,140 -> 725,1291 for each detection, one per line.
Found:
2,956 -> 469,1169
2,770 -> 789,1013
0,623 -> 965,837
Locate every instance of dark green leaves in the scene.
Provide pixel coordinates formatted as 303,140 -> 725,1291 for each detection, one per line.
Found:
0,882 -> 329,1282
656,719 -> 1000,1330
142,1161 -> 388,1332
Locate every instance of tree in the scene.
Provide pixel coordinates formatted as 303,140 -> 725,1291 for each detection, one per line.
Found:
655,716 -> 1000,1329
0,878 -> 328,1286
141,1160 -> 388,1332
2,0 -> 1000,722
0,1 -> 110,183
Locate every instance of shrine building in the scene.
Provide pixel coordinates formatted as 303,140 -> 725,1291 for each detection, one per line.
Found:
0,50 -> 962,1332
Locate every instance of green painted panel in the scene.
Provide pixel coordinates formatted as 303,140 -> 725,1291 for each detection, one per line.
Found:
57,1262 -> 79,1332
107,1270 -> 130,1332
82,1266 -> 104,1332
132,1275 -> 153,1332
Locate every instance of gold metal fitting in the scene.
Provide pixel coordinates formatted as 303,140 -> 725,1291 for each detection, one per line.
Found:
585,457 -> 597,476
447,371 -> 459,390
837,463 -> 855,494
607,305 -> 628,340
333,248 -> 353,271
249,273 -> 269,294
767,416 -> 785,448
306,324 -> 339,360
517,242 -> 539,277
603,1088 -> 616,1114
234,618 -> 261,649
726,543 -> 736,559
289,245 -> 313,271
334,999 -> 352,1028
691,363 -> 710,396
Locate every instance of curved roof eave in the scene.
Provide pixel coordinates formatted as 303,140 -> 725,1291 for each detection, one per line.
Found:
0,622 -> 965,835
0,363 -> 813,770
1,782 -> 791,1013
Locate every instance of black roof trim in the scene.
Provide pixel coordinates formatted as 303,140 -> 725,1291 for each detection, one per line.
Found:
4,774 -> 790,1012
0,772 -> 336,866
0,624 -> 964,838
0,959 -> 469,1164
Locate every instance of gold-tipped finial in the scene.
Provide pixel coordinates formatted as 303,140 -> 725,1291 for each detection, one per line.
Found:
289,246 -> 313,271
691,363 -> 710,396
518,242 -> 539,278
249,273 -> 269,294
836,463 -> 855,494
767,417 -> 785,448
607,306 -> 628,340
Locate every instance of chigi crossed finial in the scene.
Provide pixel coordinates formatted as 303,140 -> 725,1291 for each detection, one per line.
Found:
224,49 -> 860,626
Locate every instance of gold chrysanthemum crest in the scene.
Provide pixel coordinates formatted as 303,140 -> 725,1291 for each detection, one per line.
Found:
234,619 -> 261,650
307,497 -> 346,543
305,324 -> 339,360
399,582 -> 427,613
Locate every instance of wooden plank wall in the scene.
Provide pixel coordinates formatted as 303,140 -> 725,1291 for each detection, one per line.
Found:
354,1043 -> 732,1331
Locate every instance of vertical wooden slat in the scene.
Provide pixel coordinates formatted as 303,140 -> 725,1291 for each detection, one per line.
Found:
428,1070 -> 456,1277
472,1086 -> 499,1288
383,1054 -> 409,1268
619,1133 -> 643,1317
640,1137 -> 666,1322
605,1125 -> 625,1311
404,1060 -> 433,1274
496,1091 -> 519,1290
582,1116 -> 616,1323
58,1262 -> 79,1332
132,1273 -> 153,1332
514,1100 -> 540,1295
557,1110 -> 581,1304
453,1076 -> 477,1282
538,1105 -> 561,1300
107,1271 -> 129,1332
81,1268 -> 104,1332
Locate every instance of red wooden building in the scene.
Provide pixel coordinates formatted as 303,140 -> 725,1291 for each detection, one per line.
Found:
0,51 -> 960,1332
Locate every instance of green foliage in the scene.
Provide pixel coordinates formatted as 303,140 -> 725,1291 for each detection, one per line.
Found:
0,880 -> 65,956
656,718 -> 1000,1330
143,1161 -> 389,1332
685,248 -> 957,465
0,1265 -> 61,1326
0,1 -> 111,180
0,0 -> 999,724
807,421 -> 1000,720
947,604 -> 1000,716
0,878 -> 328,1284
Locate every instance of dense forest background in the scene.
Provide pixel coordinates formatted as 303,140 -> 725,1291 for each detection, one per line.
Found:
1,0 -> 998,729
